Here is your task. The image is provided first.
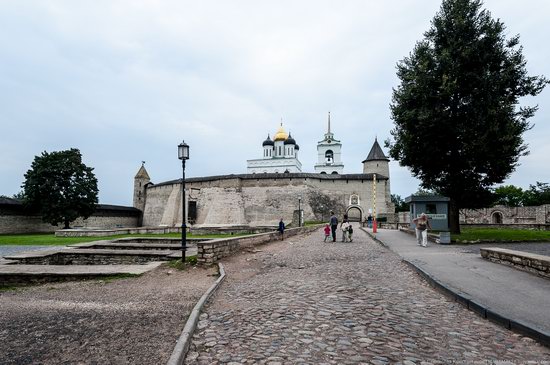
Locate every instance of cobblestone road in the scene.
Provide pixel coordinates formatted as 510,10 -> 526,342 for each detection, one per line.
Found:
186,225 -> 550,364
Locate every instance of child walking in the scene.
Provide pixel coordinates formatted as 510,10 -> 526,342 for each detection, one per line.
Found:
323,224 -> 331,242
348,224 -> 353,242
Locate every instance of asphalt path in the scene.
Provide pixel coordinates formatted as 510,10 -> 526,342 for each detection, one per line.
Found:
372,229 -> 550,335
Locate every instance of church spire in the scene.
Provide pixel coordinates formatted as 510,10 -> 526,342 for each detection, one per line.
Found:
328,111 -> 331,134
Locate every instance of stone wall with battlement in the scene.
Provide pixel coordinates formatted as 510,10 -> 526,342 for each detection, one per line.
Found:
142,173 -> 394,227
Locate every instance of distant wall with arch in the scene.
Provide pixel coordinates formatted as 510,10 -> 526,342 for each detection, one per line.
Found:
460,205 -> 550,225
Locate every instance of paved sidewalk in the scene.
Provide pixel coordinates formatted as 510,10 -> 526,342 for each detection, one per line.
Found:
371,229 -> 550,335
0,245 -> 51,257
185,226 -> 549,363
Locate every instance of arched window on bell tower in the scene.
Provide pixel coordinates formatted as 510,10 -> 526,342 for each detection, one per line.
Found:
325,150 -> 334,165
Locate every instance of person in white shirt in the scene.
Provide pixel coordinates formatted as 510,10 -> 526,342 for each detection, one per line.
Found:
413,213 -> 432,247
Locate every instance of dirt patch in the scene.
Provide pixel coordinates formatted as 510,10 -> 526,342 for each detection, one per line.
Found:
0,263 -> 216,364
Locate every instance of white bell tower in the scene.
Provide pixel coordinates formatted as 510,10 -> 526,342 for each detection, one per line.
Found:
314,112 -> 344,174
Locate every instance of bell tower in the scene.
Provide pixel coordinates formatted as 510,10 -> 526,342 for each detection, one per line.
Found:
314,112 -> 344,174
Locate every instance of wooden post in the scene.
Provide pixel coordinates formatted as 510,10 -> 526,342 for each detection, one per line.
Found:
373,173 -> 377,233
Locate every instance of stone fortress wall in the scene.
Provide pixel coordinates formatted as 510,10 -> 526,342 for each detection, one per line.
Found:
141,173 -> 394,228
0,139 -> 397,233
138,137 -> 396,228
0,199 -> 140,234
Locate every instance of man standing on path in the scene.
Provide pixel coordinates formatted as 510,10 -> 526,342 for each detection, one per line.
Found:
329,211 -> 338,242
278,218 -> 285,240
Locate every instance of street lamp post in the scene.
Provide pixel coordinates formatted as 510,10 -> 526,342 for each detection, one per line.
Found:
178,141 -> 190,261
298,195 -> 302,227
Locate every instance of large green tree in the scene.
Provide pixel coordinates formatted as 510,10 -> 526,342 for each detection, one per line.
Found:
387,0 -> 548,233
391,194 -> 410,212
523,182 -> 550,206
22,148 -> 99,229
493,185 -> 525,207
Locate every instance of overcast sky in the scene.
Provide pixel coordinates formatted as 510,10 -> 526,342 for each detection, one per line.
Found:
1,0 -> 548,206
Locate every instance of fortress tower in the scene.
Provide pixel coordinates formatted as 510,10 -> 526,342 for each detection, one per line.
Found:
314,112 -> 344,174
362,137 -> 390,179
133,162 -> 150,212
362,138 -> 390,177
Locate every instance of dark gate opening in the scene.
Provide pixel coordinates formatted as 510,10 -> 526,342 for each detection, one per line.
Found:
347,207 -> 362,222
188,201 -> 197,224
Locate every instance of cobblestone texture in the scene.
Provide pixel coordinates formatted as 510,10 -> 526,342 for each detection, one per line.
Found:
186,225 -> 550,364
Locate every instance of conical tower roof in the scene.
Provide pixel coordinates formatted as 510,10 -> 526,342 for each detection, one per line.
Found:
135,163 -> 150,179
362,138 -> 389,162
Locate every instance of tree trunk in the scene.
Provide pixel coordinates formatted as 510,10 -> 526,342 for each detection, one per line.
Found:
64,219 -> 70,229
449,199 -> 461,234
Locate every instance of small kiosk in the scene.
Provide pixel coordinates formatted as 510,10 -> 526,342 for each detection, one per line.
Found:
405,195 -> 450,243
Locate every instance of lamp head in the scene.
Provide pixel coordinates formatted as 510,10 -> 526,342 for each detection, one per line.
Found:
178,141 -> 189,160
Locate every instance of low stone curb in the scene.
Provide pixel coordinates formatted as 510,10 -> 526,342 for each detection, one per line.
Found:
360,227 -> 550,348
167,262 -> 227,365
480,247 -> 550,279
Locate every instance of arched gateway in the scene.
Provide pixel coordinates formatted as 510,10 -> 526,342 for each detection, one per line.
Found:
346,206 -> 364,222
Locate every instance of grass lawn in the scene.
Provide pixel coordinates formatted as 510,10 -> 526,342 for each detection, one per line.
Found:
304,221 -> 325,226
0,232 -> 252,246
452,228 -> 550,243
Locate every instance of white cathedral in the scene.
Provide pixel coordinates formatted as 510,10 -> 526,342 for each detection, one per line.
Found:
246,113 -> 345,174
246,123 -> 302,174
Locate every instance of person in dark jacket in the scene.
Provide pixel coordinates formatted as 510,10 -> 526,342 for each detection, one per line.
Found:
329,211 -> 338,242
278,218 -> 285,240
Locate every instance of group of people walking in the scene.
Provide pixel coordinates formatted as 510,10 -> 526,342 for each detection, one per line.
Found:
278,210 -> 432,247
324,211 -> 353,242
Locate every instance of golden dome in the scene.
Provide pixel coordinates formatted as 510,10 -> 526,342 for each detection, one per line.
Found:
273,124 -> 288,141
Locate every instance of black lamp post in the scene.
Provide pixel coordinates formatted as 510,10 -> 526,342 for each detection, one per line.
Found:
298,195 -> 302,227
178,141 -> 190,261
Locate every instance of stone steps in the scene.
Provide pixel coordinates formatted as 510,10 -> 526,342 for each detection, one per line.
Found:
0,236 -> 206,285
3,248 -> 182,265
112,237 -> 207,244
0,262 -> 164,285
68,241 -> 197,251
